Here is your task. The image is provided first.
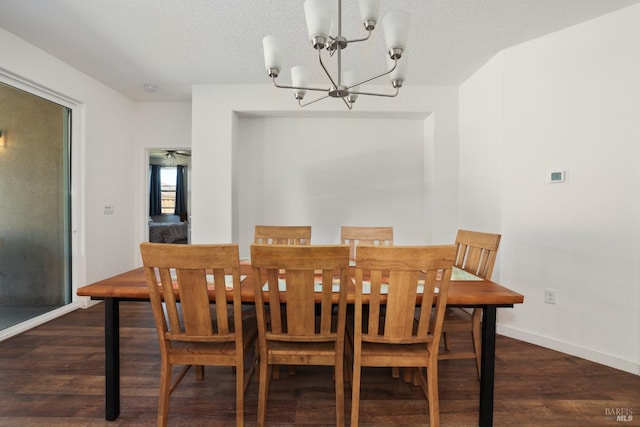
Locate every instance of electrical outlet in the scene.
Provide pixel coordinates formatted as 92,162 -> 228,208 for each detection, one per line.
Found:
544,288 -> 557,304
104,204 -> 114,215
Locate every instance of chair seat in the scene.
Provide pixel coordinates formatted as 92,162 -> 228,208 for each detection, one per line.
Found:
169,317 -> 258,363
268,340 -> 339,365
442,307 -> 475,331
358,342 -> 432,366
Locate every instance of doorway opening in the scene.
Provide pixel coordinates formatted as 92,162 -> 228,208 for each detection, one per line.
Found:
147,149 -> 191,244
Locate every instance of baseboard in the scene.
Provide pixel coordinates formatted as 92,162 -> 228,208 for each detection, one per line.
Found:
0,302 -> 85,342
497,324 -> 640,376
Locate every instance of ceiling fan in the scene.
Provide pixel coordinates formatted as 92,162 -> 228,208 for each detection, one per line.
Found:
163,150 -> 191,159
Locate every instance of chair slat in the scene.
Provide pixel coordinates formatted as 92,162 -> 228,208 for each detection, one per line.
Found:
177,269 -> 213,337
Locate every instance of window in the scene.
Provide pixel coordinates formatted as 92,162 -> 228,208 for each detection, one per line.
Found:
160,167 -> 177,214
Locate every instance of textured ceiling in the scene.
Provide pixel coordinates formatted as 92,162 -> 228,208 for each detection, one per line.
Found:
1,0 -> 638,101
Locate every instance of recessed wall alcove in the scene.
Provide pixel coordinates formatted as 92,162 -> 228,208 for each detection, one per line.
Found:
231,111 -> 434,257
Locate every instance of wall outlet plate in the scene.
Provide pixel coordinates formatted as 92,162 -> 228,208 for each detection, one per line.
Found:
544,288 -> 557,304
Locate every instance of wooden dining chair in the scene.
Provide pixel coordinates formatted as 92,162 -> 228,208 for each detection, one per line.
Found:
254,225 -> 312,377
140,242 -> 258,427
254,225 -> 311,245
350,245 -> 456,427
340,225 -> 393,263
439,229 -> 501,379
341,226 -> 396,375
250,244 -> 350,427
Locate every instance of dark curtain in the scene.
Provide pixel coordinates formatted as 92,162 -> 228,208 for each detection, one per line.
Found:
149,165 -> 161,216
174,165 -> 187,216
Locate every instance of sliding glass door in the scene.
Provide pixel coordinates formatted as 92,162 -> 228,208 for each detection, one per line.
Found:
0,81 -> 71,330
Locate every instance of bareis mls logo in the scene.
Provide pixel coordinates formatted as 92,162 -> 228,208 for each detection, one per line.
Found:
605,407 -> 634,422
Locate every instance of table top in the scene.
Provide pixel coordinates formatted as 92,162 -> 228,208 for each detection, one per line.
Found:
77,261 -> 524,307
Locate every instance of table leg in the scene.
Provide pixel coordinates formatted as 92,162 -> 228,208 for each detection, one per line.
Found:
105,298 -> 120,421
479,305 -> 497,427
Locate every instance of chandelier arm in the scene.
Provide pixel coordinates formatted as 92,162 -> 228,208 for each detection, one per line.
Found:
349,87 -> 400,98
346,58 -> 398,91
298,93 -> 331,108
342,29 -> 372,45
271,76 -> 330,93
318,48 -> 339,89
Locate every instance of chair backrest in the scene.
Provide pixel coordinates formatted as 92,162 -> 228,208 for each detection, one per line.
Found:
140,242 -> 244,350
254,225 -> 311,246
250,244 -> 350,343
353,245 -> 456,349
454,229 -> 501,280
340,226 -> 393,263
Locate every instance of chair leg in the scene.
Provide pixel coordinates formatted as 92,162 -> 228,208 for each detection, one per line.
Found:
236,362 -> 244,427
350,357 -> 362,427
195,364 -> 204,380
157,358 -> 172,427
412,367 -> 423,387
443,331 -> 450,351
257,361 -> 272,427
335,353 -> 345,427
472,309 -> 482,380
402,367 -> 412,383
253,340 -> 260,383
426,360 -> 440,427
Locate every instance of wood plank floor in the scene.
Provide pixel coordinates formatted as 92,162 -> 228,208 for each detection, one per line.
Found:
0,301 -> 638,426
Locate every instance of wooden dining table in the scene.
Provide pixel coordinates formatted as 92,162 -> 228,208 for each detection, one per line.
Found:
77,260 -> 523,427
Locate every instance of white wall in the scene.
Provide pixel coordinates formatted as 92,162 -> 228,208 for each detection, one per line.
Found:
459,4 -> 640,374
190,85 -> 460,250
236,116 -> 427,257
0,27 -> 137,293
458,55 -> 503,240
132,102 -> 192,261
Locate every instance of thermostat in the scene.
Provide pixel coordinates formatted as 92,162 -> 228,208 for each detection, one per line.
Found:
547,170 -> 566,183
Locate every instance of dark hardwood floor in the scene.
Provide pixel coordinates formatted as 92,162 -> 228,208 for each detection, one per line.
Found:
0,301 -> 638,426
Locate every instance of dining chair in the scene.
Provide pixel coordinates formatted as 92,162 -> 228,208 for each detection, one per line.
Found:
341,226 -> 396,375
439,229 -> 501,379
254,225 -> 311,245
254,224 -> 312,377
340,225 -> 393,263
250,244 -> 350,427
350,245 -> 456,427
140,242 -> 258,427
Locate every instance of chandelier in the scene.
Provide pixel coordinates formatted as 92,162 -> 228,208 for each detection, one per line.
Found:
262,0 -> 409,110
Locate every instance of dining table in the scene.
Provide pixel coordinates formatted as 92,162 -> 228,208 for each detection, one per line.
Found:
76,260 -> 524,427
